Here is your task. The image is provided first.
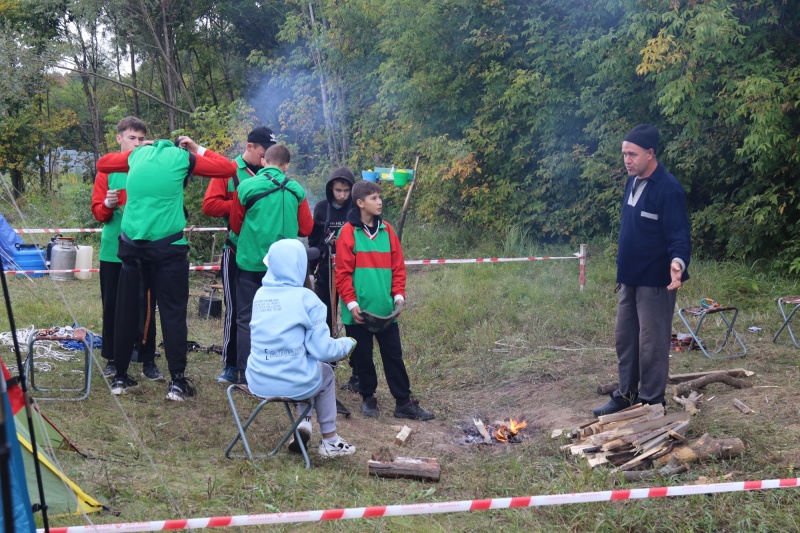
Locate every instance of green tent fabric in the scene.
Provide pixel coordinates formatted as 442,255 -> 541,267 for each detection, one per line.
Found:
13,406 -> 104,517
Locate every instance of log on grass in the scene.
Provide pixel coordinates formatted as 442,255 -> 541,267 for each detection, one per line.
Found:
653,433 -> 744,467
672,373 -> 753,397
673,391 -> 704,415
368,457 -> 441,481
597,369 -> 753,395
394,425 -> 412,446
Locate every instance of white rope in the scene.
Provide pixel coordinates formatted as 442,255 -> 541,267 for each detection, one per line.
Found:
0,326 -> 78,372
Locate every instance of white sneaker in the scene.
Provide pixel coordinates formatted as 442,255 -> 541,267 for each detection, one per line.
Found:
288,420 -> 312,454
318,435 -> 356,458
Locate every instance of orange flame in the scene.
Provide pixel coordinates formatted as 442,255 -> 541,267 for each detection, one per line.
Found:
489,418 -> 527,442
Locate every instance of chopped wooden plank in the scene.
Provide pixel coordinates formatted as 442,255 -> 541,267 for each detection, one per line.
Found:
473,418 -> 492,444
733,399 -> 754,414
617,443 -> 670,471
587,454 -> 609,468
551,429 -> 564,439
394,425 -> 412,446
597,403 -> 656,424
368,457 -> 441,481
587,411 -> 688,446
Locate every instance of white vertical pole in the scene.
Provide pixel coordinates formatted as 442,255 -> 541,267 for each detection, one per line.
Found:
579,244 -> 586,292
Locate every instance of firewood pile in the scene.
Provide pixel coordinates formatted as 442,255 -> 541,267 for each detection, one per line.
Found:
566,404 -> 691,470
566,368 -> 753,474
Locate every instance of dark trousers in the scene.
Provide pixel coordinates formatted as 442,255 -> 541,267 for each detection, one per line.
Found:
99,260 -> 156,364
235,268 -> 264,373
313,265 -> 338,335
115,239 -> 189,380
344,322 -> 410,405
220,247 -> 238,368
614,284 -> 677,404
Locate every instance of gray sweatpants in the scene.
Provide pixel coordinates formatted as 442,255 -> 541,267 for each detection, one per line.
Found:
298,362 -> 338,435
614,284 -> 677,404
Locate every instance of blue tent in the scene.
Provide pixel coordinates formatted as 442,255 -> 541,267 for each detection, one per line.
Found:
0,213 -> 24,270
0,382 -> 36,532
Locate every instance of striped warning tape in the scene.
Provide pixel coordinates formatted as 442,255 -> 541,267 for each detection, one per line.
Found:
4,254 -> 583,276
39,477 -> 800,532
14,227 -> 226,234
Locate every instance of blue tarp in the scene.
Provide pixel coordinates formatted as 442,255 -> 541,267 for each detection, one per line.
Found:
0,212 -> 25,270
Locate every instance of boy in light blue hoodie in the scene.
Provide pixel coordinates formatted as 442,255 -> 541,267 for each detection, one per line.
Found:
245,238 -> 357,458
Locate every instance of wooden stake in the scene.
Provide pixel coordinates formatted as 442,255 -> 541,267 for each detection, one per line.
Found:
473,418 -> 491,444
732,399 -> 754,414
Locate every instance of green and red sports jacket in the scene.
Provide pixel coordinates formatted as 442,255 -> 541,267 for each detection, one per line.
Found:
229,166 -> 314,272
201,154 -> 257,250
334,212 -> 406,325
91,170 -> 128,262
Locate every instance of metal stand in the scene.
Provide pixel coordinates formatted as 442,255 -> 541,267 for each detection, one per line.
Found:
773,296 -> 800,348
25,328 -> 93,401
678,305 -> 747,359
224,385 -> 314,468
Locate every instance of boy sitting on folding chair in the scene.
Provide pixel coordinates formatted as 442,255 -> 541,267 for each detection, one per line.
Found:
245,238 -> 357,458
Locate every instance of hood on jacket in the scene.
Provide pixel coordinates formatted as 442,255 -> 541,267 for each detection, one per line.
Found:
346,205 -> 383,229
262,239 -> 307,288
325,167 -> 355,206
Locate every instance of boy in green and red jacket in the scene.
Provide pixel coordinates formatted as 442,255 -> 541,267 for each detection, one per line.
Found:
335,180 -> 434,421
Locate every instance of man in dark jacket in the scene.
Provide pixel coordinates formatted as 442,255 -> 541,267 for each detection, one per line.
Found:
593,124 -> 691,417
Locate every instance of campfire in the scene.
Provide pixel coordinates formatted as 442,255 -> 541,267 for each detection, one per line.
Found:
463,417 -> 527,444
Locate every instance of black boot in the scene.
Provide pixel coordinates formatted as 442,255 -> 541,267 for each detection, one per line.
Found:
592,391 -> 638,417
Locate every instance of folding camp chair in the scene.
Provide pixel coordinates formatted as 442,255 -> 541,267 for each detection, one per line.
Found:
678,304 -> 747,359
773,295 -> 800,348
224,384 -> 314,468
25,327 -> 93,401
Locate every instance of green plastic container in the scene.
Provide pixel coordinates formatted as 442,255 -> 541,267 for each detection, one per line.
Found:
393,170 -> 410,187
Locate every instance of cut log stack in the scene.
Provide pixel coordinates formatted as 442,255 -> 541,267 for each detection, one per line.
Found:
567,404 -> 692,470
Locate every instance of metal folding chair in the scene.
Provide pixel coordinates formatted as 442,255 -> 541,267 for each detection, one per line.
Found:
773,296 -> 800,348
224,384 -> 314,468
25,327 -> 93,401
678,305 -> 747,359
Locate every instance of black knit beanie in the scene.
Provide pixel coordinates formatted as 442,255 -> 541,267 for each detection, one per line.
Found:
623,124 -> 659,152
247,126 -> 277,147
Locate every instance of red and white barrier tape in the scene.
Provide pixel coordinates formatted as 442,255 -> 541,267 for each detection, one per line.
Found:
5,254 -> 584,276
14,227 -> 226,234
405,255 -> 579,265
39,477 -> 800,532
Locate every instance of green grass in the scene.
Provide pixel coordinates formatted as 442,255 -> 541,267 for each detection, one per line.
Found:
2,219 -> 800,531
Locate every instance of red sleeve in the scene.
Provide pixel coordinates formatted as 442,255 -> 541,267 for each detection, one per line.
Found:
192,150 -> 237,178
96,151 -> 132,173
385,222 -> 407,298
297,199 -> 314,237
334,224 -> 357,305
202,177 -> 233,218
91,172 -> 114,222
229,191 -> 244,235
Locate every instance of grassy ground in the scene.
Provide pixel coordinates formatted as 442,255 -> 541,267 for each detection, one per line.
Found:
2,221 -> 800,532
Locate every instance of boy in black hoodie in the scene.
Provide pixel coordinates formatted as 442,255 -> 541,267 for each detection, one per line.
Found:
308,167 -> 359,397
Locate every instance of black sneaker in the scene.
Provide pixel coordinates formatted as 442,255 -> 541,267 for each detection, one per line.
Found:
336,398 -> 352,418
111,375 -> 138,395
166,376 -> 196,402
360,396 -> 379,418
340,375 -> 359,393
141,362 -> 165,382
592,392 -> 639,417
394,399 -> 435,421
103,361 -> 116,378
